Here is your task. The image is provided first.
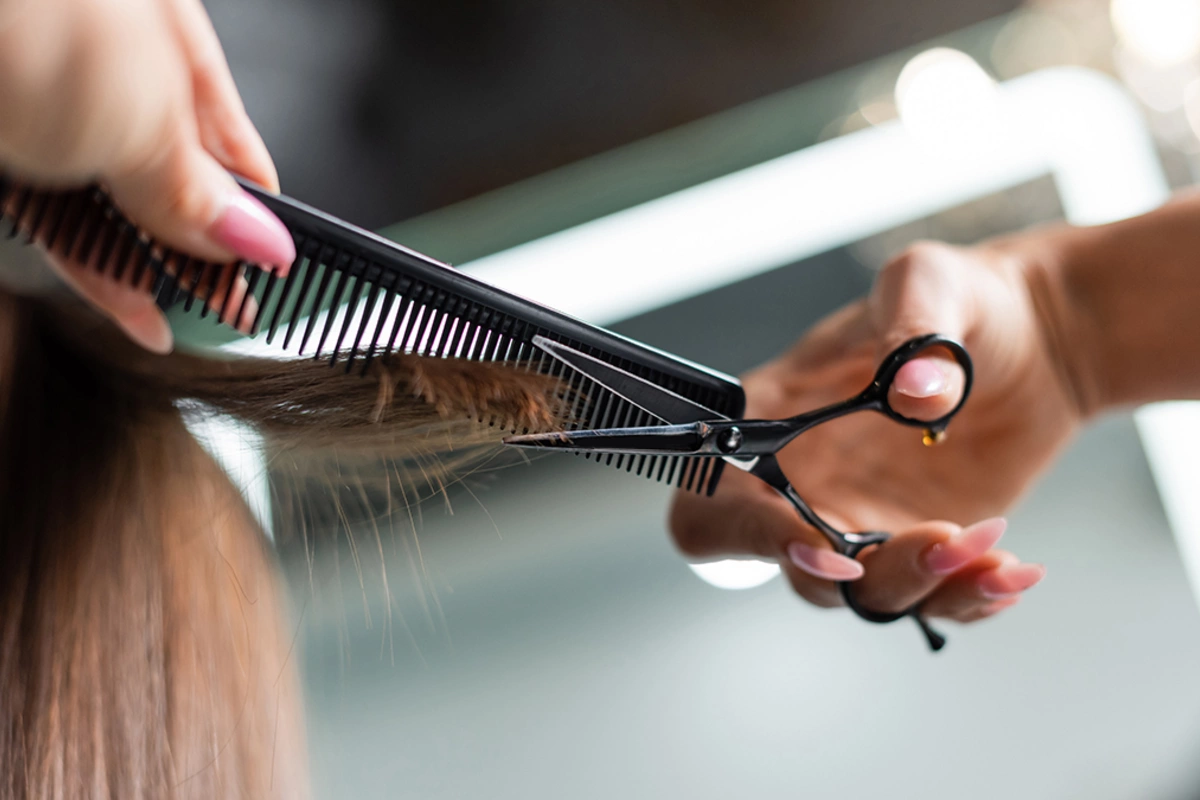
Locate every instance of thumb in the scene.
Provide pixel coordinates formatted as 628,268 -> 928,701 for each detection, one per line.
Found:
105,135 -> 294,273
870,243 -> 972,423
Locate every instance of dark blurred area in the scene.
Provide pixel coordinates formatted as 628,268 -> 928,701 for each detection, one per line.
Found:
205,0 -> 1018,230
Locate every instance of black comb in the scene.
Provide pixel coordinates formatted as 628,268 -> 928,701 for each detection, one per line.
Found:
0,175 -> 745,496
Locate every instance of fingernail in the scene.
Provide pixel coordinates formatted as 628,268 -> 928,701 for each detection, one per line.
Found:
210,190 -> 295,271
923,517 -> 1007,575
978,563 -> 1046,600
895,358 -> 947,398
787,541 -> 865,581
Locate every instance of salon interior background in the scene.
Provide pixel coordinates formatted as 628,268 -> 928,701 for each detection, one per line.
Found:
197,1 -> 1200,799
203,0 -> 1200,227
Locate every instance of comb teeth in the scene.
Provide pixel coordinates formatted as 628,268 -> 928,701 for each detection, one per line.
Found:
0,177 -> 745,496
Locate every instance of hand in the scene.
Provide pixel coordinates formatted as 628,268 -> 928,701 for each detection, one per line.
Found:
0,0 -> 294,352
670,241 -> 1081,624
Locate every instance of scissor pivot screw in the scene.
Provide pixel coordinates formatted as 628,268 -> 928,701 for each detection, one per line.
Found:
717,427 -> 744,453
922,429 -> 947,447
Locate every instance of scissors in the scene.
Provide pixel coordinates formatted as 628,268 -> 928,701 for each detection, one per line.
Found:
505,333 -> 974,651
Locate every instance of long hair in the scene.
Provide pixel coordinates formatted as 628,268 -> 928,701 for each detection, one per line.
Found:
0,286 -> 563,799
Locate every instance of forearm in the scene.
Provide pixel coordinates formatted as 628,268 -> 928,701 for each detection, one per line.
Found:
1021,190 -> 1200,417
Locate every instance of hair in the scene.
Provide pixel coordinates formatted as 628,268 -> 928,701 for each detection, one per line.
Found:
0,286 -> 566,799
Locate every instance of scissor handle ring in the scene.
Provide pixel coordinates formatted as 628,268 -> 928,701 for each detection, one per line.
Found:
870,334 -> 974,434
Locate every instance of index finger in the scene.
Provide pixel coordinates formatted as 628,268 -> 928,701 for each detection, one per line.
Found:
165,0 -> 280,192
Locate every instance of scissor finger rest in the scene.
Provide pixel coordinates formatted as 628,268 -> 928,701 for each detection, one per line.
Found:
836,533 -> 947,652
760,461 -> 949,652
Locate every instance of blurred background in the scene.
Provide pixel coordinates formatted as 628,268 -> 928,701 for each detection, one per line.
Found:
196,1 -> 1200,798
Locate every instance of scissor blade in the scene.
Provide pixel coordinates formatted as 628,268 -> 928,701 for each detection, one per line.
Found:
505,423 -> 707,456
533,335 -> 726,425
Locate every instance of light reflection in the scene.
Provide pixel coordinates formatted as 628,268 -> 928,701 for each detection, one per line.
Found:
990,10 -> 1081,79
689,559 -> 781,591
894,49 -> 1000,157
1113,47 -> 1197,112
1111,0 -> 1200,67
1182,77 -> 1200,141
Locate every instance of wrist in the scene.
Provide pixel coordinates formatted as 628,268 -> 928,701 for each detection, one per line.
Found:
1017,192 -> 1200,416
1003,227 -> 1109,420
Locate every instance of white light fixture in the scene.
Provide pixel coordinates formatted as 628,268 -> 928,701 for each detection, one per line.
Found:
894,48 -> 1001,158
1112,0 -> 1200,67
688,560 -> 781,591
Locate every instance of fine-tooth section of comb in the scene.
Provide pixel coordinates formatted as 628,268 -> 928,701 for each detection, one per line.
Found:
0,175 -> 746,496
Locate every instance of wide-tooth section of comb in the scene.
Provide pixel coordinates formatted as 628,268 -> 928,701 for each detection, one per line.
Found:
0,176 -> 744,496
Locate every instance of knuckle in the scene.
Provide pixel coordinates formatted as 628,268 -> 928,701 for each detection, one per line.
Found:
184,18 -> 231,94
884,241 -> 951,275
190,47 -> 223,90
162,162 -> 222,226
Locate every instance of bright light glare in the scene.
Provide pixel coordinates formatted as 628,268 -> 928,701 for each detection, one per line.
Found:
895,49 -> 1000,156
187,416 -> 272,537
1114,47 -> 1197,112
688,559 -> 781,591
1184,77 -> 1200,137
1112,0 -> 1200,66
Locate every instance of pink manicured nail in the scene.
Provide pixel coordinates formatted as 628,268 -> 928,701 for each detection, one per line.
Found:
787,541 -> 865,581
978,564 -> 1046,600
895,358 -> 947,398
924,518 -> 1007,575
210,190 -> 295,271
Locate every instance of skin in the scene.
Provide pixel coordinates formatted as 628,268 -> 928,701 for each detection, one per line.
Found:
0,0 -> 292,352
671,190 -> 1200,625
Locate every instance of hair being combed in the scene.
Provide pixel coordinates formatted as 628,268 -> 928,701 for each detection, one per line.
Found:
0,289 -> 569,799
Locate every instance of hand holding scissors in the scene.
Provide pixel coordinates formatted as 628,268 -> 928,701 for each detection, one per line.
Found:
509,333 -> 972,649
510,242 -> 1062,649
